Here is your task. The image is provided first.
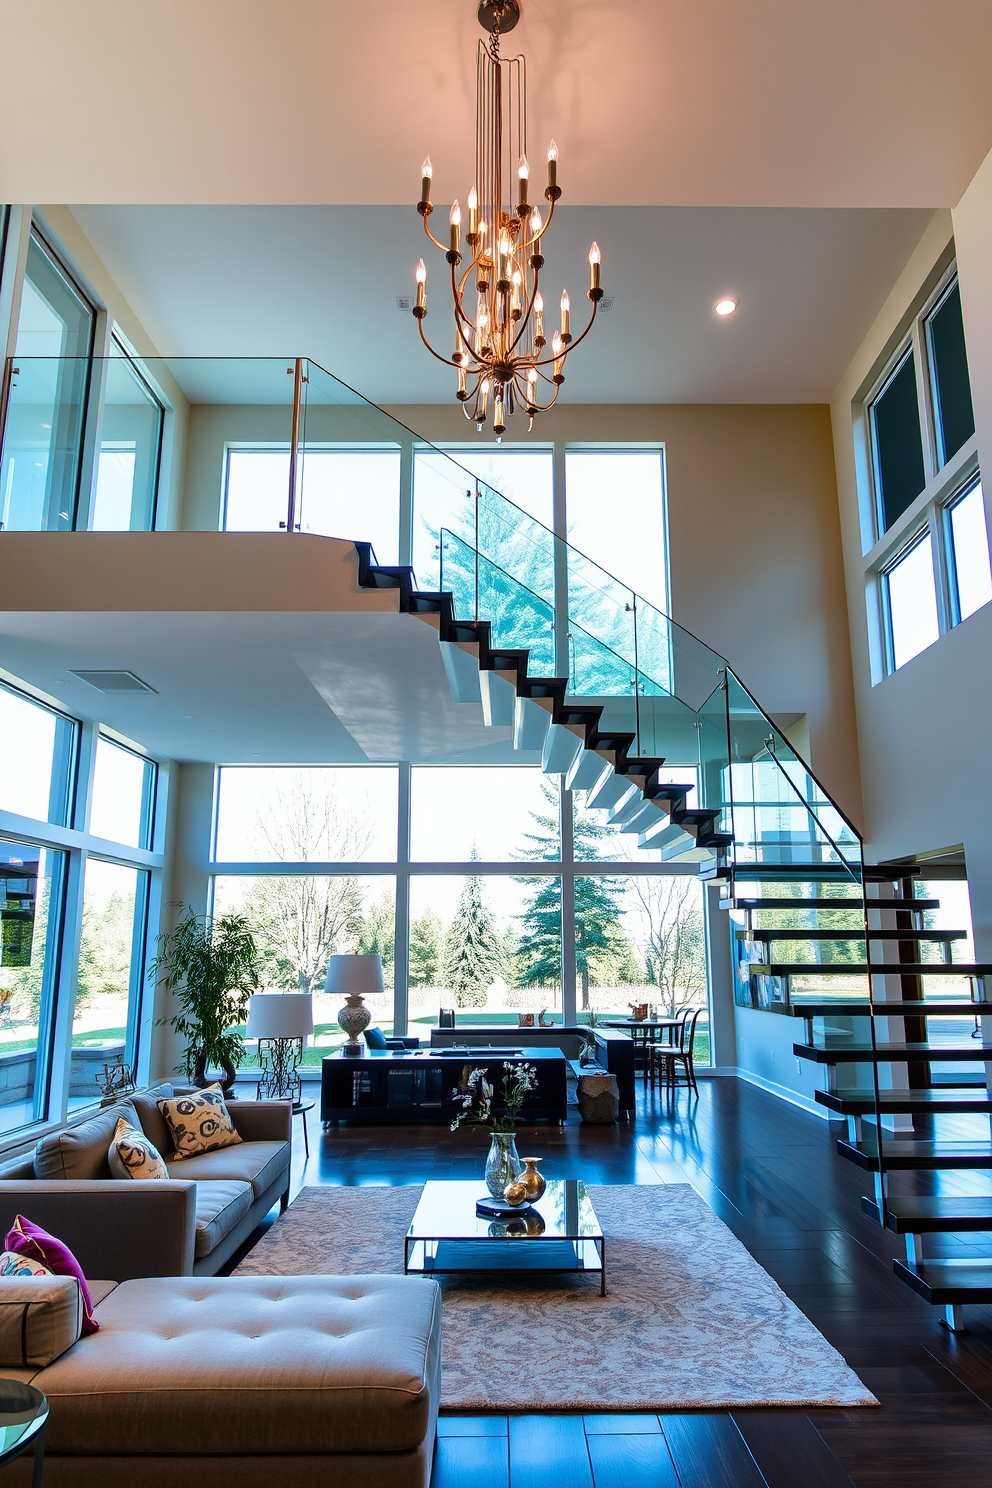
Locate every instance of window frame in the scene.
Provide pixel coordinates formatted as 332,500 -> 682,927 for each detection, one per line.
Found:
859,258 -> 986,682
880,525 -> 939,674
943,475 -> 991,627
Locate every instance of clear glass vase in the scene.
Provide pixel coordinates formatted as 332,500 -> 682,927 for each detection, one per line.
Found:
485,1131 -> 523,1198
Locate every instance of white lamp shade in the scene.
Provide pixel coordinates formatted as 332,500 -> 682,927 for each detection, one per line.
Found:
324,954 -> 385,997
245,993 -> 314,1039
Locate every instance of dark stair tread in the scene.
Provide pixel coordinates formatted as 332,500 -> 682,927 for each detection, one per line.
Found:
724,897 -> 939,910
862,1195 -> 992,1231
749,961 -> 992,975
736,927 -> 965,941
787,1000 -> 991,1016
818,1087 -> 992,1115
795,1041 -> 992,1062
893,1257 -> 992,1303
837,1137 -> 992,1171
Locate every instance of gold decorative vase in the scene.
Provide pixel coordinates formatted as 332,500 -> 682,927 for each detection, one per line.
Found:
503,1176 -> 528,1207
519,1157 -> 546,1202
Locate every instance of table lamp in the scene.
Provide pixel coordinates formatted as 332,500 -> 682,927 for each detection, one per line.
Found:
325,954 -> 384,1057
245,992 -> 314,1105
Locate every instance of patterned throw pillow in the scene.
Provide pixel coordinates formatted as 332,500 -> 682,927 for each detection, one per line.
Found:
108,1117 -> 169,1180
0,1251 -> 52,1278
156,1083 -> 243,1160
4,1215 -> 99,1333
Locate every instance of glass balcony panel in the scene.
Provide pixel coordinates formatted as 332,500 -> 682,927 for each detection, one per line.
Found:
93,353 -> 164,530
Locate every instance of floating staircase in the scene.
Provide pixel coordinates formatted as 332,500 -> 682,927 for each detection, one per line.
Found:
355,520 -> 992,1333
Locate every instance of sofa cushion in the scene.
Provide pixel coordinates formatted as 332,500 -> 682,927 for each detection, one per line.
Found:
157,1085 -> 242,1160
6,1215 -> 100,1333
129,1084 -> 175,1158
36,1275 -> 441,1456
0,1275 -> 82,1366
108,1118 -> 169,1181
34,1100 -> 141,1181
165,1140 -> 288,1200
193,1181 -> 253,1258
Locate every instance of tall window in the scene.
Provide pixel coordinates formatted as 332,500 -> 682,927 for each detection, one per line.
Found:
1,230 -> 95,531
413,448 -> 554,592
0,679 -> 161,1139
0,684 -> 76,826
223,448 -> 402,562
864,264 -> 990,677
883,531 -> 940,671
89,737 -> 157,850
73,860 -> 149,1065
92,343 -> 164,531
0,841 -> 66,1133
211,763 -> 710,1065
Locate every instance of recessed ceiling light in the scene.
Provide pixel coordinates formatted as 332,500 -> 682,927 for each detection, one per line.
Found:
715,297 -> 737,317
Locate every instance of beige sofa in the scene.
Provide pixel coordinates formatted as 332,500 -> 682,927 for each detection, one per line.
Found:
0,1086 -> 292,1279
1,1272 -> 441,1487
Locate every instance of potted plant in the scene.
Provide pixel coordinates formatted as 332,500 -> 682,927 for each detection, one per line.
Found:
151,904 -> 260,1094
450,1060 -> 538,1197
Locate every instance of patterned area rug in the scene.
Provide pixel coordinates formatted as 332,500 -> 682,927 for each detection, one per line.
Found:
235,1183 -> 876,1410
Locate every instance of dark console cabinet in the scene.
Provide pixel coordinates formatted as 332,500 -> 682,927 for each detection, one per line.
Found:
321,1047 -> 568,1125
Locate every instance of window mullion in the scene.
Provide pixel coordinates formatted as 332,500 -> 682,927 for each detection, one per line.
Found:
928,502 -> 953,635
911,315 -> 938,486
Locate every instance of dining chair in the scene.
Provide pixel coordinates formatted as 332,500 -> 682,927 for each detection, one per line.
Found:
654,1006 -> 703,1093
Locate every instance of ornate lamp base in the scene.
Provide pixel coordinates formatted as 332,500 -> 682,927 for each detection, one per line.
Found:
255,1036 -> 304,1103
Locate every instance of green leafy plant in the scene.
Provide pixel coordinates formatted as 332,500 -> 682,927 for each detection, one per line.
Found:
151,904 -> 259,1089
450,1060 -> 538,1133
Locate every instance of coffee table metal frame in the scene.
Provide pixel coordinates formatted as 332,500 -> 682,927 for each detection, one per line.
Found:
0,1380 -> 48,1486
403,1178 -> 606,1295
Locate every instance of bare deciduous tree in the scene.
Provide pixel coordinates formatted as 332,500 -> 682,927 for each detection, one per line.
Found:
626,875 -> 706,1015
240,776 -> 374,993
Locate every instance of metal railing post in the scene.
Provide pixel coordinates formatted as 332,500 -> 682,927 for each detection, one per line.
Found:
286,357 -> 303,533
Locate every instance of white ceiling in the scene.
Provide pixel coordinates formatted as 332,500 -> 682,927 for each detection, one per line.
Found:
69,203 -> 933,402
6,1 -> 992,207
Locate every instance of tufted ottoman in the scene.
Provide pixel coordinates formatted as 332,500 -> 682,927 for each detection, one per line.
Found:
6,1273 -> 441,1488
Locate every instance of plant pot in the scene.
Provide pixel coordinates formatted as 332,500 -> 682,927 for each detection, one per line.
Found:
193,1050 -> 237,1097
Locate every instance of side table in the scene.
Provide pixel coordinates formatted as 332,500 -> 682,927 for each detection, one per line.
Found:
0,1379 -> 47,1485
293,1099 -> 314,1159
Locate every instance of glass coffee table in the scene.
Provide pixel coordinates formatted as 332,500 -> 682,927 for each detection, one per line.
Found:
404,1178 -> 606,1294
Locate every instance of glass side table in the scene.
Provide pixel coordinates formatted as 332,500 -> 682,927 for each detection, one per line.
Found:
0,1379 -> 47,1485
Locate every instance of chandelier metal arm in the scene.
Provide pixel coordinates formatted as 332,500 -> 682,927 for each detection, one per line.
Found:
527,295 -> 600,371
421,214 -> 450,256
416,316 -> 467,370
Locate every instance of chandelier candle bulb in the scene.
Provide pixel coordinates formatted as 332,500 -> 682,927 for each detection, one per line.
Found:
480,378 -> 490,418
589,241 -> 601,293
560,288 -> 570,338
511,269 -> 522,316
547,139 -> 558,190
534,290 -> 544,342
517,153 -> 529,208
494,393 -> 505,434
415,258 -> 427,314
457,364 -> 467,398
552,329 -> 564,380
420,156 -> 433,209
449,200 -> 461,254
468,186 -> 478,237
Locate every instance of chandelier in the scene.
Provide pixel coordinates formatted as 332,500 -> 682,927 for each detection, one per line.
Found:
413,0 -> 603,438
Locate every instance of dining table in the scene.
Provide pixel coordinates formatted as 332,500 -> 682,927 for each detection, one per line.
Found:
600,1018 -> 685,1081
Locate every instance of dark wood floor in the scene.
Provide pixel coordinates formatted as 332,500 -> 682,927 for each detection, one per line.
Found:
255,1077 -> 992,1488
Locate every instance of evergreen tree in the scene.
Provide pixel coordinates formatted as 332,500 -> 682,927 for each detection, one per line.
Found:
442,852 -> 506,1006
514,786 -> 629,1008
356,892 -> 395,989
409,909 -> 444,987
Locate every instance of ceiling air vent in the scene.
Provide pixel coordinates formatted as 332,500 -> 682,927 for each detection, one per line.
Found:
69,670 -> 158,694
599,296 -> 615,313
395,295 -> 413,313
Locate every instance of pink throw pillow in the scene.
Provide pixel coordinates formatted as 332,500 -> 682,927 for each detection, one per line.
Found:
5,1215 -> 99,1333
